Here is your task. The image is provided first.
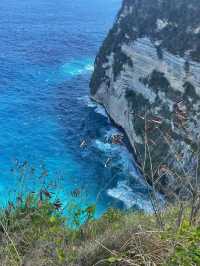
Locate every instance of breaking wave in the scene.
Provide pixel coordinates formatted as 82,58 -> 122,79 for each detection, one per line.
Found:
107,180 -> 154,212
93,128 -> 164,212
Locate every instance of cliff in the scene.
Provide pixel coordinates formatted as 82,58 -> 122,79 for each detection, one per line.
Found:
90,0 -> 200,198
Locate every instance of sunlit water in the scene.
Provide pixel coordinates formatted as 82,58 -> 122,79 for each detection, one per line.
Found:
0,0 -> 156,215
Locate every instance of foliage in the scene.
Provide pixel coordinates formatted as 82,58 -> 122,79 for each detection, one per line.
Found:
0,161 -> 199,265
0,194 -> 200,266
167,221 -> 200,265
0,191 -> 96,265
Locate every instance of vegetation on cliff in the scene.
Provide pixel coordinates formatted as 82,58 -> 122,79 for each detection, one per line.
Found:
0,154 -> 200,266
88,1 -> 200,265
0,191 -> 200,266
91,0 -> 200,95
90,0 -> 200,199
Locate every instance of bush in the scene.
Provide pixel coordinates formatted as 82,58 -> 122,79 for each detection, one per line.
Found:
0,193 -> 199,265
167,221 -> 200,265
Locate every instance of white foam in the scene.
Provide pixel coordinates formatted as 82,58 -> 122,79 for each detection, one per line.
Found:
94,128 -> 164,212
78,94 -> 108,118
94,139 -> 114,153
77,95 -> 96,108
85,64 -> 94,72
104,128 -> 120,138
94,105 -> 108,118
107,180 -> 154,212
61,59 -> 94,77
77,96 -> 109,118
97,128 -> 141,180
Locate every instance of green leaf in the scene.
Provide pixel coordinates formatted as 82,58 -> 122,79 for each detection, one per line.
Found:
107,256 -> 122,263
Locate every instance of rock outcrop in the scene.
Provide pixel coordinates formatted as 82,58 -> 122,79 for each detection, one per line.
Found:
90,0 -> 200,198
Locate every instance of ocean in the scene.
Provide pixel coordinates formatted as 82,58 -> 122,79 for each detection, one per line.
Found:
0,0 -> 154,216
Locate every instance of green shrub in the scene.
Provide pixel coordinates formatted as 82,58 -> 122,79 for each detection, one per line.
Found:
0,192 -> 200,265
167,221 -> 200,265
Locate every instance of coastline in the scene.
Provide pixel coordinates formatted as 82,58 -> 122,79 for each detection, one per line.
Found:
90,94 -> 166,208
90,95 -> 159,192
90,95 -> 142,175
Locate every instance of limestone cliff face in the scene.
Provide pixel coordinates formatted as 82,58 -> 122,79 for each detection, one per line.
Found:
90,0 -> 200,197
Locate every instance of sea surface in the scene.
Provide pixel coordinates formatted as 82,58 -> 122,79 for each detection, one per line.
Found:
0,0 -> 154,215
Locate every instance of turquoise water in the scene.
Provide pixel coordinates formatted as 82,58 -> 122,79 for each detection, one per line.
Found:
0,0 -> 154,215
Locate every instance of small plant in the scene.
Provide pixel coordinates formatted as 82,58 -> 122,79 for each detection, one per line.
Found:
167,221 -> 200,265
67,202 -> 96,228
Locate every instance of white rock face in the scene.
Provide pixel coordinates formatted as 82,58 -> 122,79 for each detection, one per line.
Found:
122,38 -> 200,95
93,36 -> 200,144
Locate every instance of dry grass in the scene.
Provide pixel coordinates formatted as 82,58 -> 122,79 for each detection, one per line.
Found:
0,114 -> 200,265
0,192 -> 199,266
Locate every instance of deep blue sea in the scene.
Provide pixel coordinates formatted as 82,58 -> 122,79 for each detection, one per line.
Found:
0,0 -> 154,216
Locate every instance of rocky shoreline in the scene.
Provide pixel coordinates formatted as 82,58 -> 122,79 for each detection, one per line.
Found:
90,0 -> 200,199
